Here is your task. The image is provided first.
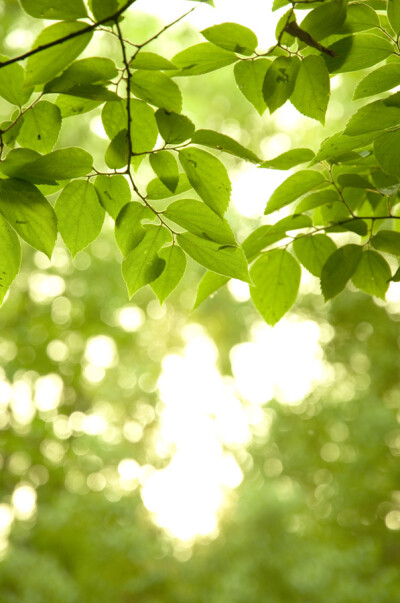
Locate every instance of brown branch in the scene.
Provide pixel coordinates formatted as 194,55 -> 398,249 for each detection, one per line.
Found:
0,0 -> 137,70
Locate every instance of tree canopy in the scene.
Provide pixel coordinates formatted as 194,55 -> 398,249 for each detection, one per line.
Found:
1,0 -> 400,323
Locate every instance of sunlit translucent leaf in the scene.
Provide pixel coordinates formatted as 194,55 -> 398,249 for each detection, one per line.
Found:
337,174 -> 370,189
352,250 -> 391,299
260,148 -> 314,170
150,245 -> 187,303
250,249 -> 301,326
374,130 -> 400,177
344,93 -> 400,135
155,109 -> 195,144
0,55 -> 33,106
105,130 -> 129,169
20,0 -> 87,19
115,202 -> 155,256
25,21 -> 92,86
55,95 -> 101,118
312,132 -> 378,163
102,99 -> 158,153
130,53 -> 176,70
89,0 -> 124,20
193,271 -> 229,308
191,129 -> 261,163
0,213 -> 21,305
242,215 -> 312,261
94,175 -> 131,219
388,0 -> 400,34
17,101 -> 61,153
177,232 -> 250,282
295,189 -> 340,213
234,59 -> 270,115
146,173 -> 191,200
324,34 -> 393,74
0,149 -> 40,179
293,234 -> 336,277
290,55 -> 330,125
179,148 -> 231,217
17,148 -> 93,182
164,199 -> 236,245
122,226 -> 171,298
320,244 -> 363,300
272,0 -> 289,9
263,56 -> 300,113
150,152 -> 179,192
55,180 -> 105,257
201,22 -> 258,55
172,43 -> 238,76
371,230 -> 400,255
340,2 -> 380,33
0,179 -> 57,258
299,1 -> 346,41
265,170 -> 326,215
44,57 -> 117,93
354,64 -> 400,100
131,71 -> 182,112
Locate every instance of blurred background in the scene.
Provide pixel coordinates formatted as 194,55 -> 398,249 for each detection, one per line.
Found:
1,1 -> 400,601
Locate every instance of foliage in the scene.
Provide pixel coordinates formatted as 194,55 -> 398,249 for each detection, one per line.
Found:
2,0 -> 400,323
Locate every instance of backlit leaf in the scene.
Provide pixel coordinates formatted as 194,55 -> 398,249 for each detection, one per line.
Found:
155,109 -> 195,144
263,56 -> 300,113
371,230 -> 400,255
17,101 -> 61,153
17,148 -> 93,182
388,0 -> 400,34
354,64 -> 400,100
201,22 -> 258,55
250,249 -> 301,326
20,0 -> 87,19
191,129 -> 261,163
172,43 -> 238,76
234,59 -> 270,115
265,170 -> 326,215
0,55 -> 33,106
164,199 -> 236,245
324,34 -> 393,74
131,71 -> 182,112
374,130 -> 400,176
193,271 -> 229,308
146,173 -> 191,200
260,148 -> 314,170
55,180 -> 105,257
320,244 -> 363,300
0,213 -> 21,305
290,55 -> 330,125
130,52 -> 176,70
150,245 -> 187,303
115,202 -> 155,256
352,250 -> 391,299
293,234 -> 336,277
94,175 -> 131,219
150,152 -> 179,192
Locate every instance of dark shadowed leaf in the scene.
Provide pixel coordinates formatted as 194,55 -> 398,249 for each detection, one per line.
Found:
321,244 -> 363,300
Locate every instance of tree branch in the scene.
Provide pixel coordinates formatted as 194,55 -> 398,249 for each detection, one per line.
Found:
0,0 -> 137,70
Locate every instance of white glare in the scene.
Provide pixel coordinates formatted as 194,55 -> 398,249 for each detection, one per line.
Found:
34,374 -> 63,412
12,484 -> 37,520
85,335 -> 117,368
29,273 -> 65,303
117,306 -> 145,332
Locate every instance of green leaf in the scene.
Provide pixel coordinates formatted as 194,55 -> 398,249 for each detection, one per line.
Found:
191,129 -> 261,163
344,93 -> 400,135
388,0 -> 400,34
352,250 -> 391,299
0,179 -> 57,258
102,99 -> 158,153
340,219 -> 368,236
242,214 -> 312,261
105,130 -> 129,169
337,174 -> 371,189
94,175 -> 131,219
293,234 -> 336,277
55,180 -> 105,257
234,59 -> 270,116
164,199 -> 236,245
320,244 -> 363,300
313,132 -> 378,163
130,52 -> 176,71
17,148 -> 93,182
295,189 -> 340,213
179,148 -> 231,217
0,149 -> 41,179
201,22 -> 258,56
265,170 -> 326,215
44,57 -> 117,93
55,95 -> 101,118
250,249 -> 301,326
122,226 -> 171,298
155,109 -> 195,144
324,34 -> 394,74
193,271 -> 228,308
272,0 -> 290,9
260,148 -> 314,170
371,230 -> 400,255
146,173 -> 191,200
263,56 -> 300,113
20,0 -> 87,19
131,71 -> 182,112
177,232 -> 250,282
0,213 -> 21,305
150,245 -> 187,303
0,55 -> 33,106
25,21 -> 93,86
150,152 -> 179,192
115,202 -> 155,256
299,1 -> 346,41
290,55 -> 330,125
340,3 -> 380,33
354,64 -> 400,100
390,266 -> 400,281
89,0 -> 122,20
172,43 -> 238,76
374,130 -> 400,176
17,101 -> 61,153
